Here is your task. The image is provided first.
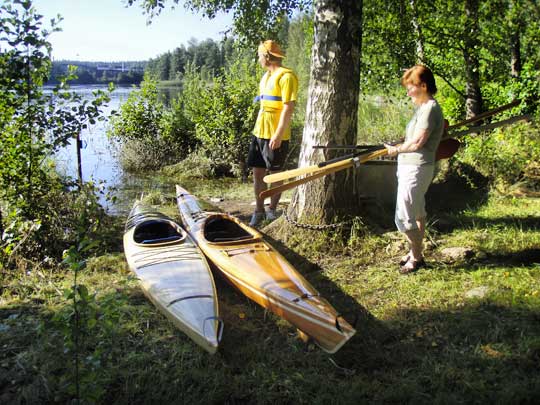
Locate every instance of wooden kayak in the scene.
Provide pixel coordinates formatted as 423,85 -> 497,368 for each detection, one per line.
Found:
175,185 -> 356,353
123,202 -> 222,354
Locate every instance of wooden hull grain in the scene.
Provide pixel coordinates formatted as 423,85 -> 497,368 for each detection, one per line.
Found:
175,185 -> 355,353
123,202 -> 222,354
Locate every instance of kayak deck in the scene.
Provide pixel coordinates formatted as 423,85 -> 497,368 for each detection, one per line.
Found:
175,185 -> 356,353
123,202 -> 222,354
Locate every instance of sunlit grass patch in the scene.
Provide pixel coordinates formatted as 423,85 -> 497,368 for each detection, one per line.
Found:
441,196 -> 540,254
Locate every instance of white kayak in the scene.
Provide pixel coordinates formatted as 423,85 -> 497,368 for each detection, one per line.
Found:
123,202 -> 222,354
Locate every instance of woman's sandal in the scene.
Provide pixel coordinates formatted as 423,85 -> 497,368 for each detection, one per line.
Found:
399,254 -> 411,266
399,258 -> 426,274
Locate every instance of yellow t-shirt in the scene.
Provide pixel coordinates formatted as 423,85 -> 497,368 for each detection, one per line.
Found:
252,67 -> 298,141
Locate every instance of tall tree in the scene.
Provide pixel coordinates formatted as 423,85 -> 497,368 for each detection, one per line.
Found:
291,0 -> 363,222
462,0 -> 483,118
170,45 -> 187,80
158,51 -> 172,80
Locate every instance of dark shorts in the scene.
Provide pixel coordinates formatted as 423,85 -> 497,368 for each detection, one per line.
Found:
247,135 -> 289,171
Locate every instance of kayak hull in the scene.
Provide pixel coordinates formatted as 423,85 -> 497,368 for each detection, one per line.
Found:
175,185 -> 355,353
123,202 -> 222,354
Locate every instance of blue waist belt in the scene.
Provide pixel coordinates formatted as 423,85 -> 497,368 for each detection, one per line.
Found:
253,95 -> 283,103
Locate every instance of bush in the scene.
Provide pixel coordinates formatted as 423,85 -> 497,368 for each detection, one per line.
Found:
182,55 -> 259,178
457,120 -> 540,189
109,74 -> 197,171
116,136 -> 183,172
1,179 -> 118,268
161,149 -> 214,179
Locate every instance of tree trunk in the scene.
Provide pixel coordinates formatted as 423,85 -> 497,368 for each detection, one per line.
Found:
409,0 -> 425,63
508,0 -> 522,79
289,0 -> 363,224
509,31 -> 521,78
463,0 -> 483,119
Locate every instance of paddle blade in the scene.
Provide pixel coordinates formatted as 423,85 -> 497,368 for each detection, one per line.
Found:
436,138 -> 460,161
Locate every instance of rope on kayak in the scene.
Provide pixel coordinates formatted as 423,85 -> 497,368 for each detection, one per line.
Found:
283,209 -> 352,230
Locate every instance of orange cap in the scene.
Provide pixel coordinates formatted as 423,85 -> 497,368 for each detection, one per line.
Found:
258,40 -> 285,58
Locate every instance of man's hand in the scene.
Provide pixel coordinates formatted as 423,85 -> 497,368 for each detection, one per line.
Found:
269,135 -> 282,150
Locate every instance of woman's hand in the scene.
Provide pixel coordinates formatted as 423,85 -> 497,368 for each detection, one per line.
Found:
384,143 -> 400,157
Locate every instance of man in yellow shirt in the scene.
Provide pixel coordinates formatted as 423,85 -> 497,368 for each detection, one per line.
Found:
248,40 -> 298,226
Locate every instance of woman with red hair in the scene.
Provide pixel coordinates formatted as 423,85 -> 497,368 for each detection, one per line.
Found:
385,65 -> 445,274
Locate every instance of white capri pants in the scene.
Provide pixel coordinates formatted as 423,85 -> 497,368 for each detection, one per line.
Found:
395,164 -> 435,233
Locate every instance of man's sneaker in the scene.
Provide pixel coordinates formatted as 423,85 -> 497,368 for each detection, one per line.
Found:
266,208 -> 278,221
249,211 -> 265,227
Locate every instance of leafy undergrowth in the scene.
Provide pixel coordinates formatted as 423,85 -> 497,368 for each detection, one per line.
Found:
1,194 -> 539,404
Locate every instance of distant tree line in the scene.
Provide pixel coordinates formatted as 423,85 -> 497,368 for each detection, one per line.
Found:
46,38 -> 237,85
145,37 -> 236,82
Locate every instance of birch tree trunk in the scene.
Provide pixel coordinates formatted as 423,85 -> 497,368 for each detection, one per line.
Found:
409,0 -> 425,62
463,0 -> 483,119
289,0 -> 363,223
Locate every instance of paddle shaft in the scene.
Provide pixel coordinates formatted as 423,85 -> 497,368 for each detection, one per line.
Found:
446,99 -> 520,130
259,148 -> 390,200
264,143 -> 397,184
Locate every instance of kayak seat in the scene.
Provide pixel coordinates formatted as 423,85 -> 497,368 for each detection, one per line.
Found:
204,217 -> 252,243
134,220 -> 184,244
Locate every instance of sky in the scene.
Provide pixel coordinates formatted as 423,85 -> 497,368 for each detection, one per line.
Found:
33,0 -> 234,62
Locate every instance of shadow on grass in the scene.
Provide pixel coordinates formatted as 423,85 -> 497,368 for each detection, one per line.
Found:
442,248 -> 540,270
441,213 -> 540,233
427,172 -> 489,218
333,302 -> 540,403
3,269 -> 540,404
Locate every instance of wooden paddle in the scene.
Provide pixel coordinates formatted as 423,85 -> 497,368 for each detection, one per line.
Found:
259,148 -> 392,200
263,145 -> 394,184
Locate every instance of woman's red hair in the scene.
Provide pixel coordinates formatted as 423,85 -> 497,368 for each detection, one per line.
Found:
401,65 -> 437,95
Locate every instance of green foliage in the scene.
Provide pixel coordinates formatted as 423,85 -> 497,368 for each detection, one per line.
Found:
182,54 -> 259,176
361,0 -> 416,92
481,63 -> 540,116
0,0 -> 113,267
457,121 -> 540,188
1,180 -> 118,268
109,73 -> 197,171
357,93 -> 412,143
284,13 -> 312,127
57,238 -> 102,402
0,0 -> 59,218
129,0 -> 312,42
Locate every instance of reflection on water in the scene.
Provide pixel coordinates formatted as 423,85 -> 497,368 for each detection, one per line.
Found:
52,84 -> 182,216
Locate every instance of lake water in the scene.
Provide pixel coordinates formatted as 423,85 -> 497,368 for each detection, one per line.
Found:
53,84 -> 181,215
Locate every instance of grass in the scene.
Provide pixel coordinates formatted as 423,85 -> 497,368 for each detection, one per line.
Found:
1,180 -> 539,403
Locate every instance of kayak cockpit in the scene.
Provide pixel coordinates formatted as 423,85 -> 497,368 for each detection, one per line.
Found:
204,215 -> 258,244
134,219 -> 186,245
